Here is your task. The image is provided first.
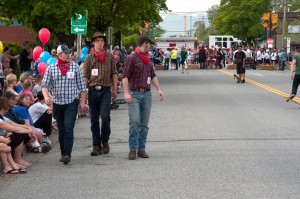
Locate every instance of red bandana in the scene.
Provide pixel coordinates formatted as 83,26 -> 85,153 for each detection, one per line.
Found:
94,49 -> 106,63
135,48 -> 151,65
57,58 -> 70,76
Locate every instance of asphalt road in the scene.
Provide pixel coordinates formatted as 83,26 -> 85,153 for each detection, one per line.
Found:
1,68 -> 300,199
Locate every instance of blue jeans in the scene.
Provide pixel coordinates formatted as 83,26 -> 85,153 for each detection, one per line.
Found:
164,58 -> 170,70
53,99 -> 79,157
88,88 -> 111,147
280,60 -> 286,70
128,91 -> 152,151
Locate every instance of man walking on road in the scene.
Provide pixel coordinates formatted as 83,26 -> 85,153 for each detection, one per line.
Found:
234,46 -> 246,83
122,35 -> 164,160
42,44 -> 88,165
83,32 -> 118,156
287,48 -> 300,101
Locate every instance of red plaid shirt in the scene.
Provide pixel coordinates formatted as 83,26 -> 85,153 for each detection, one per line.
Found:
122,52 -> 156,89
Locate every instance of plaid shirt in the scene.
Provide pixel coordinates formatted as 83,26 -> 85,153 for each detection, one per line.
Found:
42,61 -> 87,105
122,52 -> 156,89
83,51 -> 117,87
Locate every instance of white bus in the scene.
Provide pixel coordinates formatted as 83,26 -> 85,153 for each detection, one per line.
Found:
208,35 -> 241,49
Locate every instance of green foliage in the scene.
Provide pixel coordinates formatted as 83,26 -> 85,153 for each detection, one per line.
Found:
2,41 -> 22,71
122,34 -> 139,49
214,0 -> 271,44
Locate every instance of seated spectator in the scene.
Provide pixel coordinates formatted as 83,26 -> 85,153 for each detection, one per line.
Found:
0,138 -> 27,174
14,72 -> 33,93
32,74 -> 43,97
0,97 -> 36,168
5,74 -> 19,97
29,91 -> 52,144
18,79 -> 36,103
12,94 -> 52,150
3,92 -> 50,153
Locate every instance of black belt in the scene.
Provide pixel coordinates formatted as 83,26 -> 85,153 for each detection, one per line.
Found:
130,88 -> 150,93
89,86 -> 110,90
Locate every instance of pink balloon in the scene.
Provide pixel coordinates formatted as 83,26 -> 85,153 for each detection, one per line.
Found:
39,28 -> 50,45
33,46 -> 43,61
114,54 -> 119,61
38,62 -> 48,76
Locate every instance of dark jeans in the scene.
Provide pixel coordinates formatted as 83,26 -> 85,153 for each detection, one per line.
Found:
33,111 -> 52,136
88,88 -> 111,147
164,58 -> 170,70
292,74 -> 300,95
53,99 -> 79,157
199,62 -> 205,69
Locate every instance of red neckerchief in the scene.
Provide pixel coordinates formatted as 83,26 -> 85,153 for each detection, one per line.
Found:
94,49 -> 106,63
57,58 -> 70,76
135,47 -> 151,65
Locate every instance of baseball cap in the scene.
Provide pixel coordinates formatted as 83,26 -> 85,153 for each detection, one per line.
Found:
3,91 -> 18,99
57,44 -> 72,54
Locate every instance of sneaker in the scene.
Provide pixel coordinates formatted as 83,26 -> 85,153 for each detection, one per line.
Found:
137,150 -> 149,158
28,146 -> 42,153
128,150 -> 137,160
40,142 -> 52,153
102,143 -> 110,154
42,136 -> 52,145
91,146 -> 102,156
241,80 -> 245,83
287,94 -> 296,102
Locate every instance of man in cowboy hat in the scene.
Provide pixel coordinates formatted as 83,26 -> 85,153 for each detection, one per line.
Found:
83,32 -> 118,156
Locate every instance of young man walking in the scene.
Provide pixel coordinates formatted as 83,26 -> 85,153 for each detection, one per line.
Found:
83,32 -> 118,156
287,48 -> 300,102
122,35 -> 164,160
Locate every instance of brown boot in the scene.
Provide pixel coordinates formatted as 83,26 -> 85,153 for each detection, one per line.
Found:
62,156 -> 71,165
137,150 -> 149,158
128,150 -> 137,160
90,146 -> 102,156
102,143 -> 110,154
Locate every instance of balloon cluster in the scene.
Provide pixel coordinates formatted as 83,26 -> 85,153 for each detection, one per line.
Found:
33,28 -> 56,76
79,47 -> 88,63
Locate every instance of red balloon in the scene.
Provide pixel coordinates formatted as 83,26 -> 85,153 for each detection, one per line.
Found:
114,54 -> 119,61
33,46 -> 43,61
38,62 -> 48,76
38,28 -> 50,45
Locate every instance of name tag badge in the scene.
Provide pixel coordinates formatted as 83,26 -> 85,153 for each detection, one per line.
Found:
92,69 -> 98,76
67,72 -> 75,79
147,77 -> 151,84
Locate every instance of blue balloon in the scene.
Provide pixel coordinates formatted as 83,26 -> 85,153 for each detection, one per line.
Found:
47,57 -> 57,66
82,47 -> 88,54
80,53 -> 88,62
40,51 -> 51,63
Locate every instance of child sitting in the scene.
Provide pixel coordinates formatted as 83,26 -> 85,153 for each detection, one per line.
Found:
18,79 -> 36,103
32,74 -> 43,97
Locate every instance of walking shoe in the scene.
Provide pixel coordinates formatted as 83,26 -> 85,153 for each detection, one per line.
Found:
287,94 -> 296,102
40,142 -> 52,153
28,146 -> 42,153
62,156 -> 71,165
90,146 -> 102,156
59,155 -> 64,162
137,150 -> 149,158
102,143 -> 110,154
128,150 -> 137,160
236,80 -> 240,83
241,79 -> 245,83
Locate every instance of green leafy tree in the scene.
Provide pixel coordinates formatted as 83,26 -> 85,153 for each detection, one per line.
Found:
214,0 -> 271,44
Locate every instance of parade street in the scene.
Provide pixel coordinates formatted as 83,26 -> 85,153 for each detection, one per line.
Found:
1,69 -> 300,199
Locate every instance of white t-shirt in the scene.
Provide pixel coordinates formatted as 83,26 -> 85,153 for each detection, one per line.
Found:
28,102 -> 48,123
271,52 -> 278,61
0,116 -> 11,136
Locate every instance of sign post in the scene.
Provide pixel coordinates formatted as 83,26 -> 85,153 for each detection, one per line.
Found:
267,38 -> 274,49
71,11 -> 88,61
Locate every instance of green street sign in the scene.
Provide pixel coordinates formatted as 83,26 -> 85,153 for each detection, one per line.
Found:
71,25 -> 87,34
71,11 -> 88,34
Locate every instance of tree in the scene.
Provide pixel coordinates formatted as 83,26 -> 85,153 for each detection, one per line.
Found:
0,0 -> 168,43
214,0 -> 271,44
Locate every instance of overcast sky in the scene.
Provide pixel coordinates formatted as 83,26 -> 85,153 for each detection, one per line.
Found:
165,0 -> 220,13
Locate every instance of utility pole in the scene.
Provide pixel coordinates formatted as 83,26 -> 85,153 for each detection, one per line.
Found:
282,0 -> 287,48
